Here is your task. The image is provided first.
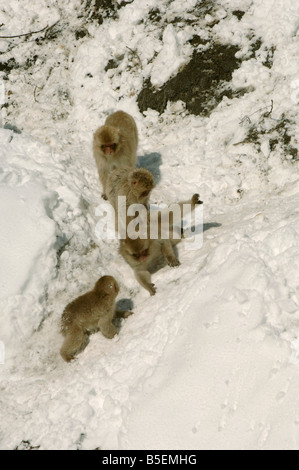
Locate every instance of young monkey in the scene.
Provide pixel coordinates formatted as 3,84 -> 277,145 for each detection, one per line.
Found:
93,111 -> 138,200
60,276 -> 133,362
107,167 -> 155,209
119,194 -> 203,296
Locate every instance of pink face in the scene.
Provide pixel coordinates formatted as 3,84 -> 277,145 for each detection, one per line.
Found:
139,249 -> 149,262
101,144 -> 117,155
131,248 -> 149,262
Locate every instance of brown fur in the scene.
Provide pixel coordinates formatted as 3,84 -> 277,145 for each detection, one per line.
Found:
106,167 -> 155,233
60,276 -> 133,362
93,111 -> 138,199
119,194 -> 203,295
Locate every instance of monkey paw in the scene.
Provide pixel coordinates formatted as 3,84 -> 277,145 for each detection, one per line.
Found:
122,310 -> 134,318
168,258 -> 181,267
192,193 -> 203,205
149,284 -> 157,296
61,351 -> 77,363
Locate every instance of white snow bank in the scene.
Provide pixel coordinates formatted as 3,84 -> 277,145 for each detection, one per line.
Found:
0,127 -> 95,357
0,184 -> 56,300
0,139 -> 59,355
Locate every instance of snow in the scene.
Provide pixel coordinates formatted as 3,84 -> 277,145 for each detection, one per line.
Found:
0,0 -> 298,451
150,24 -> 191,88
0,184 -> 55,298
123,195 -> 299,450
0,182 -> 57,350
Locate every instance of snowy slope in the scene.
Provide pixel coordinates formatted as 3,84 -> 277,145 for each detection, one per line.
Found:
123,192 -> 299,450
0,0 -> 298,450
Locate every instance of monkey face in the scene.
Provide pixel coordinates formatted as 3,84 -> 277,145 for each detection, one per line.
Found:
109,278 -> 119,294
130,181 -> 150,199
94,125 -> 120,157
132,248 -> 149,262
124,239 -> 150,263
130,169 -> 155,198
140,189 -> 150,199
101,143 -> 117,155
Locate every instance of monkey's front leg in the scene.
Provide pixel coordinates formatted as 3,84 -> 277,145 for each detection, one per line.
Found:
161,240 -> 180,267
99,168 -> 108,200
135,269 -> 156,296
101,183 -> 108,200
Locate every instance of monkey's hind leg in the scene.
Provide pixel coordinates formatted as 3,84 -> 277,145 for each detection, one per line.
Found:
60,325 -> 89,362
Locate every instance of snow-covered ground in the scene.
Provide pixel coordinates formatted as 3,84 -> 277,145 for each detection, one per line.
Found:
0,0 -> 298,450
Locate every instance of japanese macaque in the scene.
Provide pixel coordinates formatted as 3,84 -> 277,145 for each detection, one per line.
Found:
93,111 -> 138,199
60,276 -> 133,362
119,194 -> 203,295
107,167 -> 155,209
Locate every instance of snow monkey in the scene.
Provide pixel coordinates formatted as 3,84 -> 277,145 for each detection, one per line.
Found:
60,276 -> 133,362
106,167 -> 155,237
93,111 -> 138,200
119,194 -> 203,296
106,167 -> 155,232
